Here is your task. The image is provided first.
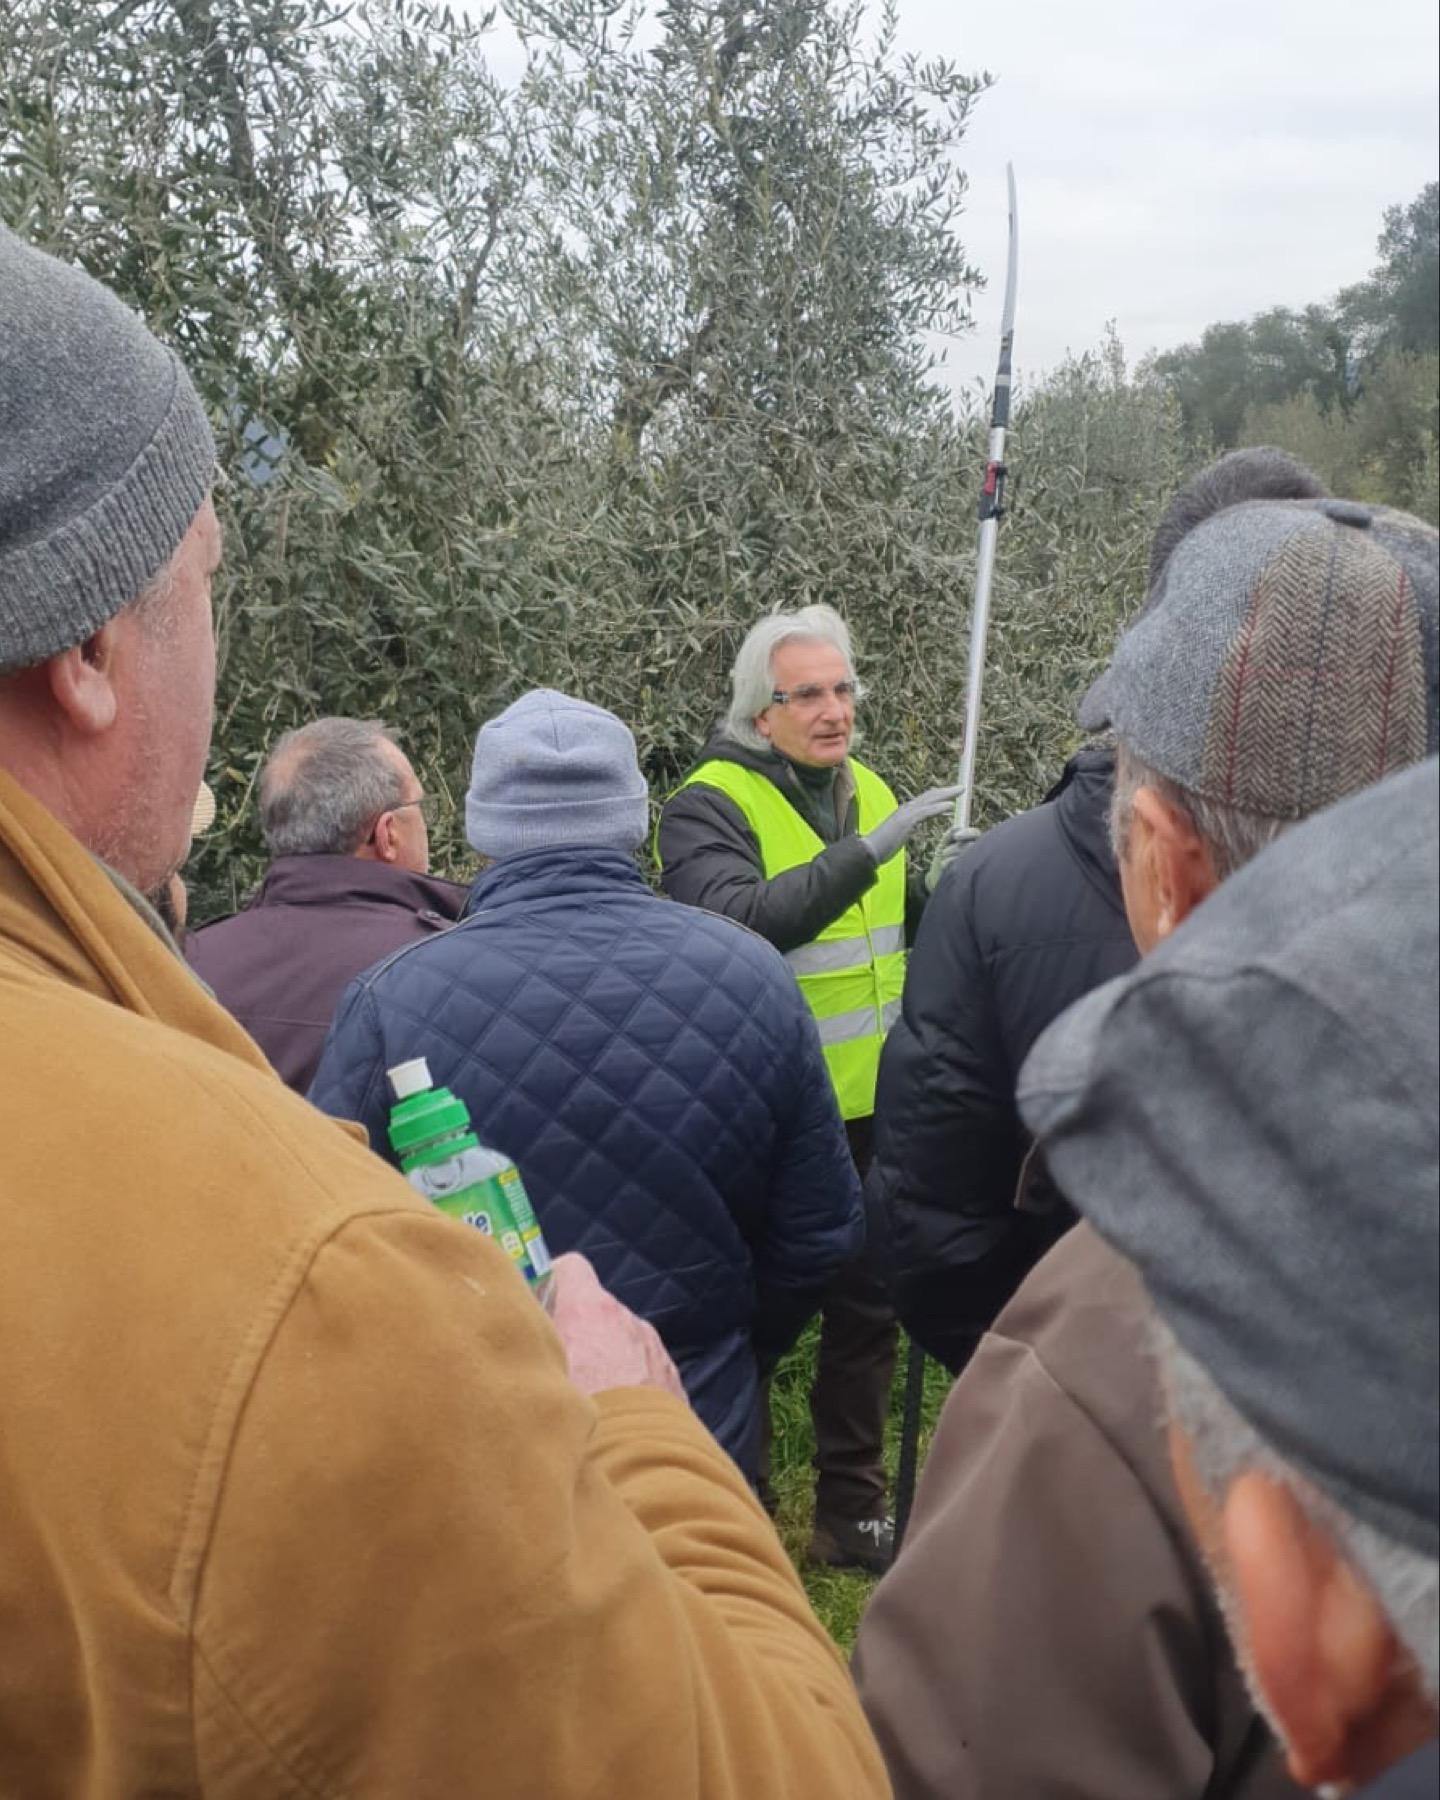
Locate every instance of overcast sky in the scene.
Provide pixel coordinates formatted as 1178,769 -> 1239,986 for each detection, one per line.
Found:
930,0 -> 1439,395
475,0 -> 1438,399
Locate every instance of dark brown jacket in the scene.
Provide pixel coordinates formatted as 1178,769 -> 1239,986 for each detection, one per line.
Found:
186,854 -> 465,1091
853,1222 -> 1306,1800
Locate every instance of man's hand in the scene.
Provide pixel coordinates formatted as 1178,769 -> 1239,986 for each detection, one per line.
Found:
861,784 -> 963,866
927,822 -> 982,892
546,1252 -> 689,1402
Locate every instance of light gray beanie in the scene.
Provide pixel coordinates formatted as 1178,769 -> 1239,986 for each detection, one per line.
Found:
465,689 -> 650,858
0,225 -> 216,673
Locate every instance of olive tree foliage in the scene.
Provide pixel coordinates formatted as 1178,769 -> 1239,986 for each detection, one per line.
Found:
1,0 -> 1180,911
1149,305 -> 1351,450
981,332 -> 1190,785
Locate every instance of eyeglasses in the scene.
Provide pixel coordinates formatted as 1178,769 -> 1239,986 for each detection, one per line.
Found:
769,680 -> 866,711
364,794 -> 435,845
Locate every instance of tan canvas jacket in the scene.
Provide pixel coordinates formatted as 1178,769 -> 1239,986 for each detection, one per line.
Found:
0,769 -> 888,1800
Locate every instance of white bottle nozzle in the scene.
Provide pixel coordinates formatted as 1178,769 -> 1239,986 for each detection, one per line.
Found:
387,1057 -> 434,1101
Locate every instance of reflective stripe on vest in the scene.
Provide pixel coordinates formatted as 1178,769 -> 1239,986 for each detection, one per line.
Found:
672,756 -> 906,1120
814,997 -> 903,1047
785,924 -> 904,977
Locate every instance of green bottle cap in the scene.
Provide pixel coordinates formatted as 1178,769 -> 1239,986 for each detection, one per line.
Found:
386,1059 -> 479,1167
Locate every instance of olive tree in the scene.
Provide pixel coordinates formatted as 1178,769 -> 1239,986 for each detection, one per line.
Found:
2,0 -> 1178,914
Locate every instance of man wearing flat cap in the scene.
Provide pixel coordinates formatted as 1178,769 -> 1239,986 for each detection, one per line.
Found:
1018,760 -> 1439,1798
856,448 -> 1439,1800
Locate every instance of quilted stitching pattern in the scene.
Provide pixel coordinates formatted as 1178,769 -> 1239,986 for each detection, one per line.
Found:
310,847 -> 861,1464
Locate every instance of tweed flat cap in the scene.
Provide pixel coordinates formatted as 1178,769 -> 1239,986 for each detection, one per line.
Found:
1082,496 -> 1439,821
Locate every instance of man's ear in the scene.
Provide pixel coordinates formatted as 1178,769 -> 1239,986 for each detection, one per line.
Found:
370,810 -> 400,865
1132,784 -> 1217,939
1222,1471 -> 1400,1790
753,709 -> 774,744
44,624 -> 121,736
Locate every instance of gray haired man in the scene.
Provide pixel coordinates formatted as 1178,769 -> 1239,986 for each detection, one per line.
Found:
658,602 -> 957,1571
187,717 -> 466,1089
1018,759 -> 1439,1798
855,454 -> 1438,1800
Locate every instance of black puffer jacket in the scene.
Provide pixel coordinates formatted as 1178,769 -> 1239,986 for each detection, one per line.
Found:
656,733 -> 926,953
866,749 -> 1139,1369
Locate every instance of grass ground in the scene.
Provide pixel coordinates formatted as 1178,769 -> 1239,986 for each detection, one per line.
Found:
767,1321 -> 954,1651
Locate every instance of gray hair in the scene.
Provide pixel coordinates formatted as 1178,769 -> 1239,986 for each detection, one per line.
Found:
1155,1322 -> 1439,1700
259,718 -> 409,857
130,536 -> 188,640
722,604 -> 857,753
1109,740 -> 1290,882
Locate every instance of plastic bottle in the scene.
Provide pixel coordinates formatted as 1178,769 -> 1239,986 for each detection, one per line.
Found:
386,1057 -> 552,1295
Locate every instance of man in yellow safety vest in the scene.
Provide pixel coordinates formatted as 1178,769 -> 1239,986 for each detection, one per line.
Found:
658,604 -> 958,1572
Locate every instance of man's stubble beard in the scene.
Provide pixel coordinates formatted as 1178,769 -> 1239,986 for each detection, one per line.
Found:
90,643 -> 199,897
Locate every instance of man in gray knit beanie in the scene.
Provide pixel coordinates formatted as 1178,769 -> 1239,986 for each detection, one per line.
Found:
0,222 -> 220,896
312,686 -> 864,1476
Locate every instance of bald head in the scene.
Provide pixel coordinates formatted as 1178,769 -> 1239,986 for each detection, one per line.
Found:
258,718 -> 429,871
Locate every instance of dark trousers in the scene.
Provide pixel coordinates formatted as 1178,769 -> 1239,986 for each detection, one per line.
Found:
811,1116 -> 898,1525
755,1117 -> 899,1523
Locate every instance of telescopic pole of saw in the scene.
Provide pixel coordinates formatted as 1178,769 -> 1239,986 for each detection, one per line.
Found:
892,163 -> 1019,1565
955,160 -> 1018,833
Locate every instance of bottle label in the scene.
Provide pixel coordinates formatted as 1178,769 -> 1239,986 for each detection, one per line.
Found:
497,1167 -> 551,1274
406,1151 -> 552,1286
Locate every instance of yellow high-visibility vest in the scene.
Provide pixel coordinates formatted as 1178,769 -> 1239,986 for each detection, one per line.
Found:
675,757 -> 907,1121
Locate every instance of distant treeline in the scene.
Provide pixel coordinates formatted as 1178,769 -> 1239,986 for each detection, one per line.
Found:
1146,183 -> 1438,521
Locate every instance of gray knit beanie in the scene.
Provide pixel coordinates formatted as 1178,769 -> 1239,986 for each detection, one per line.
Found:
465,689 -> 650,858
0,225 -> 216,673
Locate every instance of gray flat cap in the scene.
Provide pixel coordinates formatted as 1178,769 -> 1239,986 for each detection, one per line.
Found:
0,225 -> 215,673
1082,495 -> 1439,821
1018,758 -> 1440,1557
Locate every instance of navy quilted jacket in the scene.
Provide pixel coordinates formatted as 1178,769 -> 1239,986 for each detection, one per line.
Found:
309,846 -> 863,1473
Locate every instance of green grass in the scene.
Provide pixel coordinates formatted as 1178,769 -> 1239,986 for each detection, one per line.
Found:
768,1321 -> 953,1651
